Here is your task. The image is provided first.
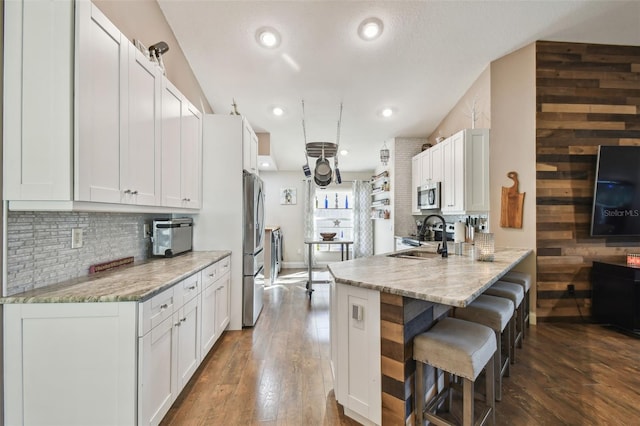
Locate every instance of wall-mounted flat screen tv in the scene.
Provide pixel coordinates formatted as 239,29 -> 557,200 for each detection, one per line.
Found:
591,146 -> 640,237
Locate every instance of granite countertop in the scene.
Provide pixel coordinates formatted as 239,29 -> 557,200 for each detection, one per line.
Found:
0,251 -> 231,304
328,247 -> 532,307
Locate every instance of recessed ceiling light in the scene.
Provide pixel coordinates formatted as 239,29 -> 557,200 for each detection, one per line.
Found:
381,107 -> 394,118
272,106 -> 284,116
358,17 -> 383,41
340,149 -> 349,156
256,27 -> 281,48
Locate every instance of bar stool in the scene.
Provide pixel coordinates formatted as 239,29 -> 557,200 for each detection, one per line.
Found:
483,281 -> 524,362
454,295 -> 514,401
500,271 -> 532,338
414,317 -> 496,426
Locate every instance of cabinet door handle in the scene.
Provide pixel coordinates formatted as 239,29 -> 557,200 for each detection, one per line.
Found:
180,317 -> 187,323
217,285 -> 224,291
188,285 -> 197,290
131,190 -> 138,195
209,273 -> 215,277
124,189 -> 131,194
160,303 -> 168,310
174,322 -> 181,327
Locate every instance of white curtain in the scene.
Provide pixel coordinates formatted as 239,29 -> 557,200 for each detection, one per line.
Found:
303,179 -> 315,267
352,180 -> 373,258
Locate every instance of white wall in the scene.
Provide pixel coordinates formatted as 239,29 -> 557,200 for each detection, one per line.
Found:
489,43 -> 538,322
260,171 -> 371,267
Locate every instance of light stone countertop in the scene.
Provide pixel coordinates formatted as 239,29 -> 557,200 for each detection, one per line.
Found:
0,251 -> 231,304
328,246 -> 532,307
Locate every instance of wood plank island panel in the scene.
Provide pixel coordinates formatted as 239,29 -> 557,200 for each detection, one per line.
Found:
380,294 -> 436,425
535,40 -> 640,321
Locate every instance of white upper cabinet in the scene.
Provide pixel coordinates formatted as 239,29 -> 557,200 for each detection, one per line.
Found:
161,79 -> 202,209
411,154 -> 421,214
4,0 -> 74,201
411,143 -> 444,214
430,142 -> 444,183
123,47 -> 162,206
181,102 -> 203,209
77,1 -> 162,206
4,0 -> 200,213
441,129 -> 490,214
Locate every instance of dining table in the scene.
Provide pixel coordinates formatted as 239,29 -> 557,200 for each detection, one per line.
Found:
303,239 -> 353,296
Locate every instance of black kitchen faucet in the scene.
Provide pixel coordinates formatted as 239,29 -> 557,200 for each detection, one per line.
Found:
418,214 -> 449,258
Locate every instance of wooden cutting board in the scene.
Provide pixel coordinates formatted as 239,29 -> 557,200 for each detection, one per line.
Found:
500,171 -> 525,229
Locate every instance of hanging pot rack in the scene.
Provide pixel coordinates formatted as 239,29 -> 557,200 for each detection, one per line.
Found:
305,141 -> 338,158
300,101 -> 343,186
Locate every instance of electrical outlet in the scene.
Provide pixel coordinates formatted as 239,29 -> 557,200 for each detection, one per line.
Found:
567,284 -> 575,295
71,228 -> 83,249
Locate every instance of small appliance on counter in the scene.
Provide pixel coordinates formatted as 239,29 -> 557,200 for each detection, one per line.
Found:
152,217 -> 193,257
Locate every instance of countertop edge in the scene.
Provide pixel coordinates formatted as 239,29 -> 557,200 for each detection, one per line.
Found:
331,248 -> 533,307
0,251 -> 232,304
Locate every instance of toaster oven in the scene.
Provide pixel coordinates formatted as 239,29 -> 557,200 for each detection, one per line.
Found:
152,218 -> 193,257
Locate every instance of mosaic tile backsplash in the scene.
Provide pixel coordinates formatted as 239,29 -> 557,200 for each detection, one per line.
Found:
5,211 -> 159,295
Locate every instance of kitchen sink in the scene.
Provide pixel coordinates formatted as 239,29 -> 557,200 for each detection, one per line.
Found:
387,250 -> 442,259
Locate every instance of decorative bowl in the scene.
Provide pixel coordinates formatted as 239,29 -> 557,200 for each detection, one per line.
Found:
320,232 -> 336,241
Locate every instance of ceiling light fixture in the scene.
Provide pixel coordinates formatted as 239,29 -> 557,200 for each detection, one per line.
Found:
272,106 -> 284,116
256,27 -> 281,48
381,107 -> 394,118
358,17 -> 383,41
261,162 -> 270,168
340,149 -> 349,156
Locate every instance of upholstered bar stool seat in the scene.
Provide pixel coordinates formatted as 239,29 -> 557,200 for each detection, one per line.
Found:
500,271 -> 532,339
483,281 -> 524,363
454,294 -> 514,401
414,317 -> 496,426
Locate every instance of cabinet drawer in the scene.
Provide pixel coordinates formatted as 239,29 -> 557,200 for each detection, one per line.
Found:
202,257 -> 230,289
176,272 -> 201,306
139,286 -> 175,337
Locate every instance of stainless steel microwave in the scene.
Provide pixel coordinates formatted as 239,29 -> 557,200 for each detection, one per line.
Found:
418,182 -> 441,210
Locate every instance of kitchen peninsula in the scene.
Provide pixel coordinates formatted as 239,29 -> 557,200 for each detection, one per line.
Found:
327,246 -> 532,426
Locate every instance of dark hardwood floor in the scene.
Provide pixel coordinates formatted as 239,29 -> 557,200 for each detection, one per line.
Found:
161,269 -> 640,425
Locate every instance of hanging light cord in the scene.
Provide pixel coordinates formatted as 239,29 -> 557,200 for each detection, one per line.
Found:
335,102 -> 343,149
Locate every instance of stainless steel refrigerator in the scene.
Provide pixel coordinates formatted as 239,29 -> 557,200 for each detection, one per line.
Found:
243,171 -> 265,326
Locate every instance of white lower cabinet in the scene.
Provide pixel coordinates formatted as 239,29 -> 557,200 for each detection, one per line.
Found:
200,257 -> 231,357
139,314 -> 178,426
176,295 -> 201,389
334,283 -> 381,426
4,256 -> 231,426
4,302 -> 138,426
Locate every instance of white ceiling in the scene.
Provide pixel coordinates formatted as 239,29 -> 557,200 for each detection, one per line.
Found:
157,0 -> 640,173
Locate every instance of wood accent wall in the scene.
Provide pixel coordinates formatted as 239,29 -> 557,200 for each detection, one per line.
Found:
536,41 -> 640,320
380,293 -> 437,425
